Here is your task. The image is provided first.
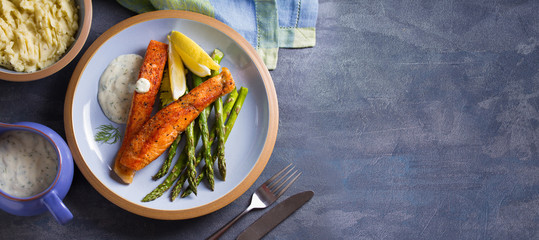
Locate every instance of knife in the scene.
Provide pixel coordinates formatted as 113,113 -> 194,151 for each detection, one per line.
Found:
237,191 -> 314,240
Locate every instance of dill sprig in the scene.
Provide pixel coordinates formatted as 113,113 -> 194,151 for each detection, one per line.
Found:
95,124 -> 120,144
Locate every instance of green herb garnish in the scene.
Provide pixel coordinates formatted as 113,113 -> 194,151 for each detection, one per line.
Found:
158,67 -> 173,109
95,124 -> 120,144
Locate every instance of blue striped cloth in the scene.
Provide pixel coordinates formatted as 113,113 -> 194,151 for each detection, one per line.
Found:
117,0 -> 318,70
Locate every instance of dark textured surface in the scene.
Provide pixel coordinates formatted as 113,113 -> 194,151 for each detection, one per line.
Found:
1,0 -> 538,239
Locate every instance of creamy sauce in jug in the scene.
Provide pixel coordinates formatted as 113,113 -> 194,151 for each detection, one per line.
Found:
0,130 -> 58,198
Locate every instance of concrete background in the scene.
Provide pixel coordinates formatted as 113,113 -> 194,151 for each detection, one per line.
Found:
0,0 -> 538,239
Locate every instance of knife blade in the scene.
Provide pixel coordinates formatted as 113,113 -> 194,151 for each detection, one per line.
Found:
237,191 -> 314,240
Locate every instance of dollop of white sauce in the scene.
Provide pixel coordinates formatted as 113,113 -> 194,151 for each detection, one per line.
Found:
98,54 -> 144,124
0,131 -> 58,198
135,77 -> 151,93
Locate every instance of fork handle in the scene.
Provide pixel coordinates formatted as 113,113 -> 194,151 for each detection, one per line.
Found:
207,208 -> 252,240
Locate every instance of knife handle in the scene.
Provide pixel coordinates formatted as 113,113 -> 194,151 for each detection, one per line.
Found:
207,207 -> 253,240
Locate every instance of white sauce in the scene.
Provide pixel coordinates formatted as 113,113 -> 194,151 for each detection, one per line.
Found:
0,131 -> 58,198
135,78 -> 151,93
98,54 -> 143,124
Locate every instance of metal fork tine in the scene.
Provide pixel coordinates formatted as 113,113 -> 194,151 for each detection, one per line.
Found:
272,169 -> 297,193
264,163 -> 293,187
207,163 -> 301,239
276,171 -> 302,198
268,165 -> 295,190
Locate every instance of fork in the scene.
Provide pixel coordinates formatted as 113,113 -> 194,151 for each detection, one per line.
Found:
207,163 -> 302,240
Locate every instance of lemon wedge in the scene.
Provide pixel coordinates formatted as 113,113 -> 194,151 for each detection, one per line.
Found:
167,35 -> 187,100
169,31 -> 220,77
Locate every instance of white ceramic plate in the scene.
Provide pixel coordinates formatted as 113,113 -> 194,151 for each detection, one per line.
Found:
64,11 -> 278,220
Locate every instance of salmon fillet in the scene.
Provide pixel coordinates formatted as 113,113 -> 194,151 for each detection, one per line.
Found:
113,40 -> 168,184
119,68 -> 236,171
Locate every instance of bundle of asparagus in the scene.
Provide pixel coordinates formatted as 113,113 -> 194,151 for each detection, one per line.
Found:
143,49 -> 248,202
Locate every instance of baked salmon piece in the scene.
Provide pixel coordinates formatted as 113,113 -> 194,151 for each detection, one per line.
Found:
119,68 -> 236,172
113,40 -> 168,184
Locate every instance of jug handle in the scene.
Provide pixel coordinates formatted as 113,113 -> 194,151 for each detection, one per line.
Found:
42,191 -> 73,224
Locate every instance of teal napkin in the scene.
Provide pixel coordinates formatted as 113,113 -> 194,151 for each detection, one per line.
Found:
117,0 -> 318,70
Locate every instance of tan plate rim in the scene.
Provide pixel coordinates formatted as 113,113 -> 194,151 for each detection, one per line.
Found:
63,10 -> 278,220
0,0 -> 93,82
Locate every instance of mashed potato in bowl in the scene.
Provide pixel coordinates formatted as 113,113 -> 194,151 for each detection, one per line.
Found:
0,0 -> 79,72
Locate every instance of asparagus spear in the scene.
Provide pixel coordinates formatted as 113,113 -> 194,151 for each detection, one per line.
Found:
207,89 -> 238,143
192,76 -> 215,191
174,88 -> 239,199
141,127 -> 200,202
144,50 -> 242,202
143,89 -> 244,202
225,87 -> 248,140
191,51 -> 224,190
180,165 -> 204,198
169,50 -> 224,199
223,89 -> 238,119
152,135 -> 181,180
181,87 -> 248,198
184,118 -> 198,195
193,51 -> 235,149
169,77 -> 211,200
153,67 -> 185,180
170,90 -> 236,200
142,151 -> 185,202
171,148 -> 204,200
205,50 -> 225,182
214,96 -> 227,180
